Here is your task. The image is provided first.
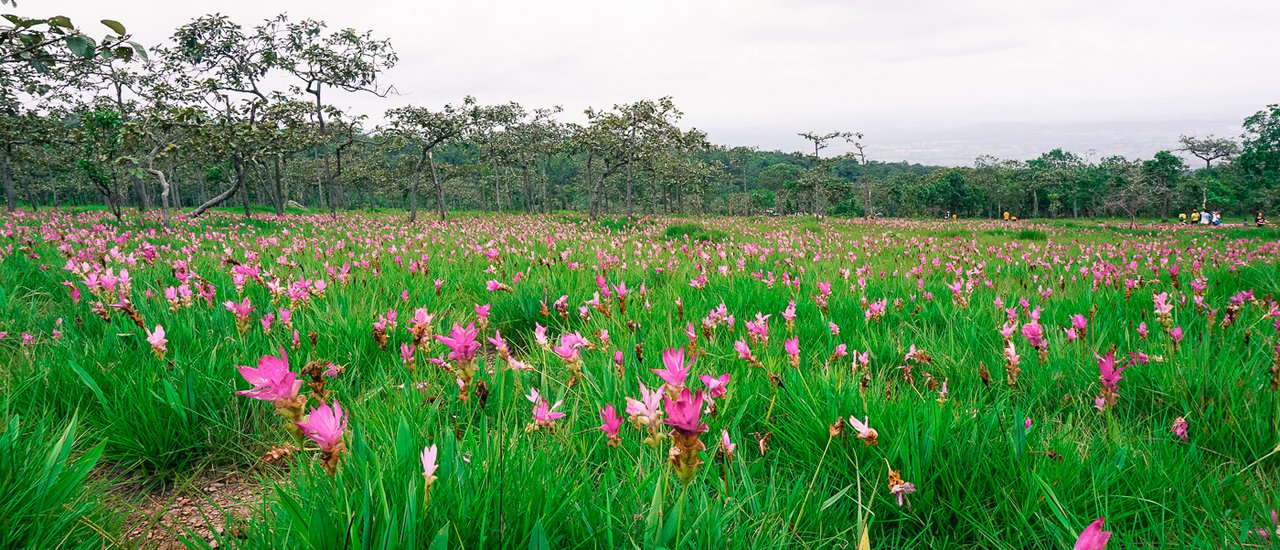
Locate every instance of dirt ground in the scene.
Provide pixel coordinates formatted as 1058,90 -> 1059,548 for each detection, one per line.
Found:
113,469 -> 267,549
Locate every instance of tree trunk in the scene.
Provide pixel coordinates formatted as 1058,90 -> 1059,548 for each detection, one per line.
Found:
430,150 -> 445,221
586,154 -> 597,218
273,156 -> 284,215
191,158 -> 246,218
146,165 -> 172,228
132,174 -> 149,212
1,144 -> 13,214
409,147 -> 426,223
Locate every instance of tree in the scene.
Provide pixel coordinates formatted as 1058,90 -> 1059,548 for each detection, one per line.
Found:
268,15 -> 396,216
579,97 -> 687,218
1102,156 -> 1151,226
1238,104 -> 1280,213
1142,151 -> 1185,219
385,97 -> 520,222
164,14 -> 280,218
1179,135 -> 1240,209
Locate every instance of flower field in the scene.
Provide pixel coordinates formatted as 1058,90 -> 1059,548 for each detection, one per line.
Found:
3,210 -> 1280,548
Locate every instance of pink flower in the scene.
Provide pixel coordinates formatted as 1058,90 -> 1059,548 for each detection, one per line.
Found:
553,332 -> 589,362
785,337 -> 800,358
700,373 -> 730,398
1097,352 -> 1126,390
599,404 -> 622,438
529,390 -> 565,429
533,323 -> 549,348
1170,326 -> 1184,344
434,323 -> 481,363
734,340 -> 753,360
1073,517 -> 1112,550
832,343 -> 848,358
297,400 -> 346,454
663,388 -> 708,435
475,303 -> 491,319
614,350 -> 624,369
847,416 -> 879,445
421,444 -> 439,485
146,324 -> 167,355
625,382 -> 663,426
720,430 -> 736,457
653,347 -> 691,388
828,322 -> 840,335
1171,416 -> 1188,441
1071,313 -> 1088,331
1137,322 -> 1149,339
236,347 -> 301,403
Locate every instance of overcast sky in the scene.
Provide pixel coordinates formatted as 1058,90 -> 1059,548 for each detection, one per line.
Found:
31,0 -> 1280,165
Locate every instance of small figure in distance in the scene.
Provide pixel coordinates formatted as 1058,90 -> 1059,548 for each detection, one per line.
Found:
1258,211 -> 1268,227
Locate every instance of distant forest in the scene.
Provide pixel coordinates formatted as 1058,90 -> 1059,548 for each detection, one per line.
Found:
3,8 -> 1279,222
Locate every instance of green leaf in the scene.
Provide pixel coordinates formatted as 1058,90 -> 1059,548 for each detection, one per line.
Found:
64,34 -> 95,58
100,19 -> 126,35
48,16 -> 73,29
528,520 -> 550,550
429,524 -> 449,550
112,46 -> 133,61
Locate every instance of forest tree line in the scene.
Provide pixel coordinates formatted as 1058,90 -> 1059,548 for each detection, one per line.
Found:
3,8 -> 1279,223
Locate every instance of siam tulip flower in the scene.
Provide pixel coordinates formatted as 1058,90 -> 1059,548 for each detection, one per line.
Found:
829,343 -> 848,364
279,308 -> 292,329
554,332 -> 590,384
1094,351 -> 1129,411
864,299 -> 888,323
1252,510 -> 1280,540
488,330 -> 510,361
237,347 -> 303,405
436,323 -> 481,363
297,400 -> 347,476
785,337 -> 800,368
533,323 -> 549,350
1025,417 -> 1033,430
904,344 -> 932,364
599,404 -> 622,446
1171,416 -> 1188,441
1065,327 -> 1079,342
625,382 -> 664,435
720,430 -> 736,461
782,301 -> 797,332
663,388 -> 708,485
829,322 -> 840,336
435,323 -> 482,400
400,342 -> 416,370
700,373 -> 730,399
421,444 -> 439,499
887,469 -> 916,507
653,347 -> 691,389
261,312 -> 274,334
1021,322 -> 1048,361
485,280 -> 513,292
1137,321 -> 1149,340
1170,326 -> 1184,347
1071,313 -> 1088,336
1004,341 -> 1021,385
745,313 -> 770,345
146,324 -> 167,359
434,279 -> 443,295
855,349 -> 870,369
526,388 -> 565,431
1073,518 -> 1112,550
847,416 -> 879,445
613,350 -> 625,374
225,297 -> 255,334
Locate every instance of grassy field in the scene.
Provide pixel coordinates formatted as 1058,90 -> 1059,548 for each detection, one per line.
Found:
2,209 -> 1280,548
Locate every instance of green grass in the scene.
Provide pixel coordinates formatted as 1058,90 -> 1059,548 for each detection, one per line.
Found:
2,212 -> 1280,548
